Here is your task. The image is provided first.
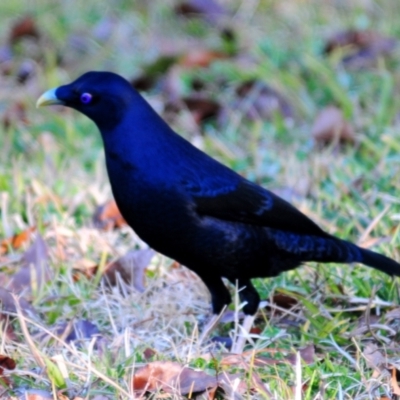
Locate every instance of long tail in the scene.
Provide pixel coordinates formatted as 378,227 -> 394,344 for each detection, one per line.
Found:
359,246 -> 400,276
270,229 -> 400,275
325,236 -> 400,276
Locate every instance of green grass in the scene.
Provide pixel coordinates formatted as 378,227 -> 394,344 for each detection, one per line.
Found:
1,0 -> 400,398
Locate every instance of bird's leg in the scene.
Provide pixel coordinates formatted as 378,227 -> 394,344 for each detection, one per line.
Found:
197,275 -> 231,346
231,280 -> 260,354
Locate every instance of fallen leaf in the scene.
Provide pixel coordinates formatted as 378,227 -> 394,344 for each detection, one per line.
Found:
0,354 -> 16,386
182,97 -> 221,124
93,200 -> 126,230
179,49 -> 228,68
0,355 -> 16,370
324,30 -> 396,68
143,348 -> 157,361
103,248 -> 155,292
9,16 -> 40,44
0,226 -> 36,255
311,106 -> 355,146
132,361 -> 217,395
269,292 -> 298,310
133,361 -> 247,397
9,234 -> 51,293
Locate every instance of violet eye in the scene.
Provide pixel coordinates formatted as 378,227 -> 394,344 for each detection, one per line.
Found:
80,92 -> 92,104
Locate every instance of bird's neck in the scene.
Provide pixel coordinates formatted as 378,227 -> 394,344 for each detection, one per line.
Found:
101,101 -> 191,166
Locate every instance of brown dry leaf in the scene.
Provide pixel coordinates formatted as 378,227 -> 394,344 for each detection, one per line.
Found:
324,30 -> 396,68
143,348 -> 157,361
0,354 -> 16,387
0,226 -> 37,255
9,16 -> 40,44
270,292 -> 298,310
0,355 -> 16,370
179,49 -> 228,68
103,248 -> 155,292
93,200 -> 126,231
174,0 -> 227,24
311,106 -> 355,146
9,234 -> 51,293
182,97 -> 221,125
132,361 -> 217,395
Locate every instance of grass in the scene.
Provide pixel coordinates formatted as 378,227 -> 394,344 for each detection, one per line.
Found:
1,0 -> 400,398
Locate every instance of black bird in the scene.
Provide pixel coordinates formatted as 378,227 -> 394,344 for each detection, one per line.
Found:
37,71 -> 400,352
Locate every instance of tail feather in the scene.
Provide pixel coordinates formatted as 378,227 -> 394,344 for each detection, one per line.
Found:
270,229 -> 400,276
359,247 -> 400,276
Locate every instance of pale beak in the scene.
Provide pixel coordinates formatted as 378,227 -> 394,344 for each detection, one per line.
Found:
36,88 -> 64,108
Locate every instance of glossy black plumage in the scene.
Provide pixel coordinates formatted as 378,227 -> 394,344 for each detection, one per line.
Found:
37,71 -> 400,317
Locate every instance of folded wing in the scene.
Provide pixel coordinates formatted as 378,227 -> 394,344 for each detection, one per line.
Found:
192,179 -> 330,237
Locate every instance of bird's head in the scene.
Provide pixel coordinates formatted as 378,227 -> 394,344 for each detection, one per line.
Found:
37,71 -> 134,131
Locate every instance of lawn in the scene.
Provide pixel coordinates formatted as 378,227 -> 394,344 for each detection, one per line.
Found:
0,0 -> 400,398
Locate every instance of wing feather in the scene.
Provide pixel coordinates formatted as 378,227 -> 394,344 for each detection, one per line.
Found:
192,179 -> 329,237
